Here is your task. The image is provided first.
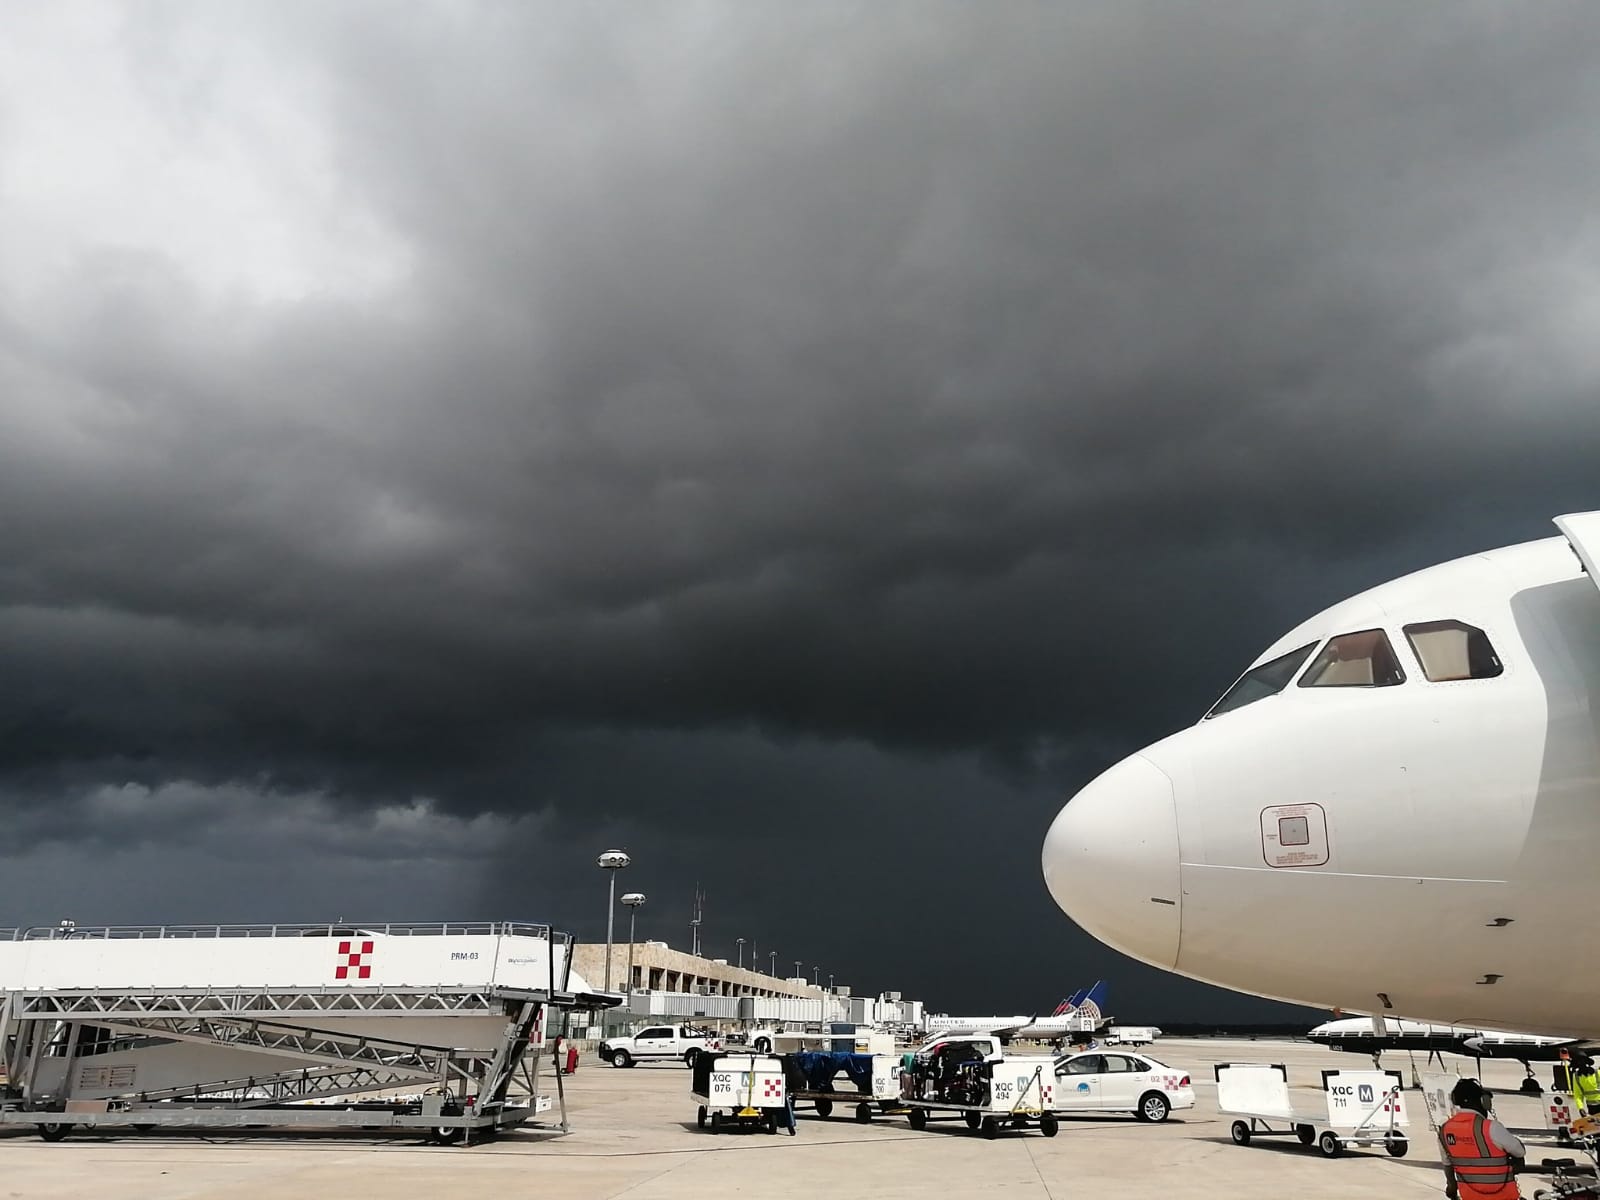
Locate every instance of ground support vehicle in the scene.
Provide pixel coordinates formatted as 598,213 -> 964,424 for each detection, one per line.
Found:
1217,1063 -> 1409,1158
787,1052 -> 903,1123
691,1054 -> 787,1134
0,920 -> 615,1145
600,1024 -> 721,1069
900,1040 -> 1059,1139
1053,1049 -> 1194,1122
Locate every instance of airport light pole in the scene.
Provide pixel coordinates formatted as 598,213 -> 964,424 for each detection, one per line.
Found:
793,960 -> 801,981
736,937 -> 746,970
621,892 -> 646,994
596,849 -> 631,993
812,966 -> 820,986
769,951 -> 777,975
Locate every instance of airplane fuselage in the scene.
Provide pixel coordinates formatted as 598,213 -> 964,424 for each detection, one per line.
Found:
1043,523 -> 1600,1039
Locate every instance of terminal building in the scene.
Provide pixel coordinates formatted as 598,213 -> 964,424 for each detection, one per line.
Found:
568,941 -> 923,1034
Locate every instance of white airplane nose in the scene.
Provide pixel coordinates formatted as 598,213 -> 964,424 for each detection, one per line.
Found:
1042,753 -> 1181,970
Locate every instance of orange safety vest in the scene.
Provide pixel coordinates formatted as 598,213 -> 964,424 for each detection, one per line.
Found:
1441,1111 -> 1520,1199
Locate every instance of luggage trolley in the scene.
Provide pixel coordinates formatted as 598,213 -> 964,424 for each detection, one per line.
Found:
901,1054 -> 1060,1139
691,1054 -> 787,1134
789,1052 -> 904,1123
1216,1063 -> 1409,1158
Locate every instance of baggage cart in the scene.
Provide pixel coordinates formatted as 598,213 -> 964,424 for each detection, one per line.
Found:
690,1054 -> 787,1134
901,1053 -> 1059,1139
1217,1063 -> 1409,1158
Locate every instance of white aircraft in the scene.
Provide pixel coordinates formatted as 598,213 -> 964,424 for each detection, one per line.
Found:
1307,1016 -> 1577,1063
1042,512 -> 1600,1040
926,984 -> 1110,1042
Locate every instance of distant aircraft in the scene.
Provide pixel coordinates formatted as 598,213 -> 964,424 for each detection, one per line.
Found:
926,982 -> 1110,1043
1309,1016 -> 1578,1067
1043,511 -> 1600,1041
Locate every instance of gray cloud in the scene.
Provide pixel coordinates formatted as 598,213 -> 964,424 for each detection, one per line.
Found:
1,1 -> 1598,1014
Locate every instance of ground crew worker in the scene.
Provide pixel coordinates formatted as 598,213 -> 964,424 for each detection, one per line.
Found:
1572,1053 -> 1600,1114
1440,1078 -> 1524,1200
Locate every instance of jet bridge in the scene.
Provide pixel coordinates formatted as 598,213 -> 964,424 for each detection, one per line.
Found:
0,920 -> 618,1144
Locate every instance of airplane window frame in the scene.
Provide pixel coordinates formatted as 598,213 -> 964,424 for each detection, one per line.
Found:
1204,641 -> 1320,719
1296,628 -> 1406,690
1402,619 -> 1504,683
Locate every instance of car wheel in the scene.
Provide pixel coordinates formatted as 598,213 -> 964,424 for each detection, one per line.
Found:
1138,1092 -> 1170,1123
683,1049 -> 699,1068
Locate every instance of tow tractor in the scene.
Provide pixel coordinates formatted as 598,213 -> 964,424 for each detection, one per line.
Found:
899,1036 -> 1059,1139
1217,1063 -> 1408,1158
691,1054 -> 787,1134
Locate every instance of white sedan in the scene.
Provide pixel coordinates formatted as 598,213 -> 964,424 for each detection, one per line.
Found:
1053,1051 -> 1196,1122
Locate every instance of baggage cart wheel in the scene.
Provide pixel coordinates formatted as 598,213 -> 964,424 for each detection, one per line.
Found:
908,1106 -> 928,1131
1385,1133 -> 1408,1158
855,1103 -> 873,1124
431,1125 -> 463,1145
816,1097 -> 833,1119
1295,1124 -> 1315,1145
765,1111 -> 778,1135
963,1111 -> 982,1130
697,1105 -> 707,1129
612,1050 -> 633,1069
35,1123 -> 69,1143
1137,1092 -> 1171,1123
1230,1120 -> 1252,1146
981,1116 -> 1000,1140
1040,1112 -> 1060,1138
710,1111 -> 723,1135
1318,1131 -> 1344,1158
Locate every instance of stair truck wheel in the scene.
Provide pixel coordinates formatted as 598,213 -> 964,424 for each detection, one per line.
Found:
1386,1133 -> 1409,1158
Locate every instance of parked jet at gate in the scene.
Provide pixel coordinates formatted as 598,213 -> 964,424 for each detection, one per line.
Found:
927,983 -> 1110,1043
1043,512 -> 1600,1040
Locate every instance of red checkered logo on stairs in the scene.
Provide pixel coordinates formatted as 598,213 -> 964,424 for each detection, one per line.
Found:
335,940 -> 374,980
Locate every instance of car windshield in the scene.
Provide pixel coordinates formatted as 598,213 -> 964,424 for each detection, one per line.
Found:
1206,642 -> 1318,718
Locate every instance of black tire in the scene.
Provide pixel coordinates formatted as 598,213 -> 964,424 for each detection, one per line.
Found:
432,1125 -> 463,1145
1040,1112 -> 1060,1138
36,1123 -> 69,1143
1295,1124 -> 1316,1145
711,1111 -> 723,1135
815,1097 -> 833,1119
697,1105 -> 707,1129
908,1106 -> 928,1131
981,1116 -> 1000,1140
1386,1133 -> 1409,1158
1230,1120 -> 1252,1146
130,1123 -> 156,1133
684,1049 -> 699,1069
754,1037 -> 772,1054
1137,1092 -> 1170,1123
963,1111 -> 982,1129
1318,1130 -> 1344,1158
611,1049 -> 632,1068
855,1103 -> 872,1124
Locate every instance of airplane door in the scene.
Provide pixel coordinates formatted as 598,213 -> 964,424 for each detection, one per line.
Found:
1057,1054 -> 1104,1109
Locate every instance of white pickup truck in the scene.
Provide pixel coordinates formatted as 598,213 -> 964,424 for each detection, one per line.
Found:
598,1024 -> 722,1068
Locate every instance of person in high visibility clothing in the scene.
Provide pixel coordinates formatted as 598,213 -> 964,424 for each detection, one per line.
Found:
1440,1078 -> 1525,1199
1571,1052 -> 1600,1115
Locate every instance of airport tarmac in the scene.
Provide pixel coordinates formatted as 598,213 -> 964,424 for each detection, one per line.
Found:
0,1038 -> 1570,1198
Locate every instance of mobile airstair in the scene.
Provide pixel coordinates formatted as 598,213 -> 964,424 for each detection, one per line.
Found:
0,920 -> 617,1144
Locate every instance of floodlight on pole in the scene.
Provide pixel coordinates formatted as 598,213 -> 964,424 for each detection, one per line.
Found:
596,849 -> 631,992
793,960 -> 801,981
620,892 -> 646,994
736,937 -> 746,970
769,950 -> 777,975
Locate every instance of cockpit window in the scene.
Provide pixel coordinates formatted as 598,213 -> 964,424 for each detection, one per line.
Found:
1403,620 -> 1503,682
1206,642 -> 1319,718
1297,629 -> 1405,688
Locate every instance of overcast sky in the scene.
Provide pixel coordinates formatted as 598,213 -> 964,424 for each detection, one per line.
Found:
2,2 -> 1599,1020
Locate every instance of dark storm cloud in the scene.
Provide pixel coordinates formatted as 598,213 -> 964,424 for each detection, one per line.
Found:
3,2 -> 1600,1014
